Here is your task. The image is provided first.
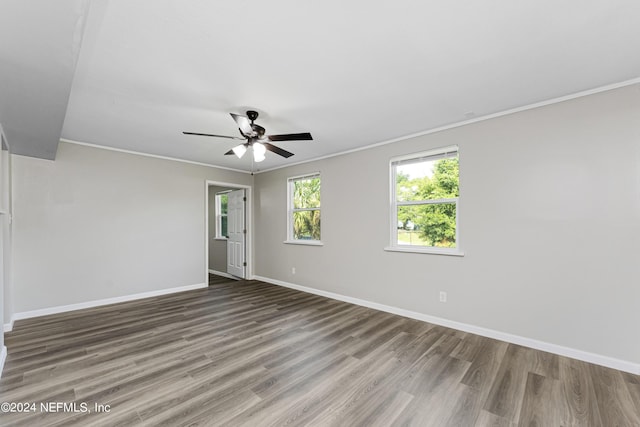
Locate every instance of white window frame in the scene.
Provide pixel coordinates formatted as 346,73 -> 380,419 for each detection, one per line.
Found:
285,172 -> 323,246
215,191 -> 230,239
385,145 -> 464,256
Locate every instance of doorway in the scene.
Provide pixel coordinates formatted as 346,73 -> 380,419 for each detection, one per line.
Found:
205,181 -> 251,281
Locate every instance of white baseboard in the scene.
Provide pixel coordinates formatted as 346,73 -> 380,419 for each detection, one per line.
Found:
208,269 -> 239,280
253,275 -> 640,375
3,318 -> 14,333
0,346 -> 7,378
9,282 -> 208,324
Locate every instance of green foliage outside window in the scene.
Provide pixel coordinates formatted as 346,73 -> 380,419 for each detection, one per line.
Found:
292,177 -> 321,240
396,157 -> 459,248
218,193 -> 228,238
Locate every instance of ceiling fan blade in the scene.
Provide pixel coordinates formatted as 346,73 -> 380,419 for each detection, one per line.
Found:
224,149 -> 235,155
230,113 -> 254,136
267,132 -> 313,142
183,131 -> 243,140
263,142 -> 294,158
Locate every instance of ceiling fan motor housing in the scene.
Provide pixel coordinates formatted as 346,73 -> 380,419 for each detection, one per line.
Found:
246,110 -> 259,122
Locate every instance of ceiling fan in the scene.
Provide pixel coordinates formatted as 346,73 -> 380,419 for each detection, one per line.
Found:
183,110 -> 312,162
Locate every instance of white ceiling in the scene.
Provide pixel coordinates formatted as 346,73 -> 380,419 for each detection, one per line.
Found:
0,0 -> 89,159
2,1 -> 640,171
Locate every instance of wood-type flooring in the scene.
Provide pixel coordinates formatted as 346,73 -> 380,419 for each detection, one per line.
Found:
1,275 -> 639,426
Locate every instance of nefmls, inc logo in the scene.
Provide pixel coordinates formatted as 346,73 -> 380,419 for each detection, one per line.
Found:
40,402 -> 89,413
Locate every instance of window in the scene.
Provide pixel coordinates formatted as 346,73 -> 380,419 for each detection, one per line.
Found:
389,146 -> 461,255
215,191 -> 229,238
287,173 -> 321,244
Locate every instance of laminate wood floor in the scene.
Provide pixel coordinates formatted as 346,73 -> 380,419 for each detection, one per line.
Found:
1,276 -> 639,426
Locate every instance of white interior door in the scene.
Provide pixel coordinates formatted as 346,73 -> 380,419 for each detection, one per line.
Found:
226,189 -> 246,278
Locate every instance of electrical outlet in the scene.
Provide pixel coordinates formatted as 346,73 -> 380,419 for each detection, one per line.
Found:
439,291 -> 447,303
292,267 -> 296,274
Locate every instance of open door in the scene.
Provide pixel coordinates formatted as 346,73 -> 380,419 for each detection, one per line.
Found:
226,189 -> 246,278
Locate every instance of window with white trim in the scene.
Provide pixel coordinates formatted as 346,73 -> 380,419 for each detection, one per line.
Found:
287,173 -> 321,242
390,146 -> 460,253
215,191 -> 229,238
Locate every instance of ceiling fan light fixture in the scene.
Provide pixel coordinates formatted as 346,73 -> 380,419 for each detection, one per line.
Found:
232,144 -> 247,159
253,142 -> 266,162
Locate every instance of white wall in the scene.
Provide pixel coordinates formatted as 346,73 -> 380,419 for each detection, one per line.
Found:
1,147 -> 11,327
0,140 -> 9,356
11,142 -> 252,315
253,84 -> 640,367
1,130 -> 13,372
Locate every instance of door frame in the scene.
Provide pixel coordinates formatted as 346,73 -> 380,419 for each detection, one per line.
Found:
204,180 -> 252,282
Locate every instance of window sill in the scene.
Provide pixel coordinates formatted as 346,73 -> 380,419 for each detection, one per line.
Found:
284,240 -> 324,246
384,246 -> 464,256
214,237 -> 228,241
